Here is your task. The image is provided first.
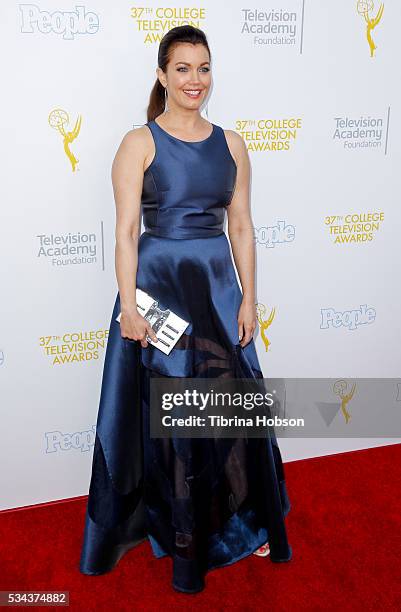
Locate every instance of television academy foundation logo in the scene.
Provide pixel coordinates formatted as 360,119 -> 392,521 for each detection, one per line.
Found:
36,225 -> 104,268
240,5 -> 302,50
332,110 -> 390,153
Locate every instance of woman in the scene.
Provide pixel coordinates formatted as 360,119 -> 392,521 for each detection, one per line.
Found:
79,25 -> 292,594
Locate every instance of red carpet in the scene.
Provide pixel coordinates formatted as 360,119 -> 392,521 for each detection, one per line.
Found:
1,443 -> 400,610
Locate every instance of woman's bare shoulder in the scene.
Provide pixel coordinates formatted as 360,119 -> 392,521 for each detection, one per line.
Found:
118,125 -> 152,149
222,128 -> 247,166
223,128 -> 245,148
113,125 -> 154,173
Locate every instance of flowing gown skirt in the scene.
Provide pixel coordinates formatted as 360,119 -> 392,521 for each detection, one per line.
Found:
79,232 -> 292,593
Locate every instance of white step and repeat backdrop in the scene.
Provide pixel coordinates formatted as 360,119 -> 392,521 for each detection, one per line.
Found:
1,1 -> 400,510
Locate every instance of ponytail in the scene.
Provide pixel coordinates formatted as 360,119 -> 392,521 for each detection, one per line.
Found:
147,78 -> 166,122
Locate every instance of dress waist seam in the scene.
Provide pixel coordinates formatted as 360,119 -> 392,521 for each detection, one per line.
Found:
143,228 -> 225,239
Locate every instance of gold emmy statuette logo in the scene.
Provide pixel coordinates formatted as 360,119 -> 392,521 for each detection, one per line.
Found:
333,379 -> 356,424
356,0 -> 384,57
256,303 -> 276,352
48,108 -> 82,172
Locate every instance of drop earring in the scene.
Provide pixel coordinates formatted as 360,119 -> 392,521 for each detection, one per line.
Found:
164,87 -> 168,113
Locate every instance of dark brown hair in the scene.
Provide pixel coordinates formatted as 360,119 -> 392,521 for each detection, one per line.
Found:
146,25 -> 211,122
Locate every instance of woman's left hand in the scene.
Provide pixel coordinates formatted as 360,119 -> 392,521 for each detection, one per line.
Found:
238,298 -> 257,348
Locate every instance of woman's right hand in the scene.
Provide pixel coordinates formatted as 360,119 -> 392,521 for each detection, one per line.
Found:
119,307 -> 158,348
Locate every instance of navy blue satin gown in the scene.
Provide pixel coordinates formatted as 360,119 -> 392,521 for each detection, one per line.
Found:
79,118 -> 292,593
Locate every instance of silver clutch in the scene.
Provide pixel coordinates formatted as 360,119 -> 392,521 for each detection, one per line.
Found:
115,288 -> 189,355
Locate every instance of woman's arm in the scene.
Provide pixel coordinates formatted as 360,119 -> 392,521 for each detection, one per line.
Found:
111,127 -> 158,347
225,130 -> 257,347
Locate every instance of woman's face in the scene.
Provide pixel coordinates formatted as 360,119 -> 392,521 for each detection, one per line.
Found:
158,42 -> 211,111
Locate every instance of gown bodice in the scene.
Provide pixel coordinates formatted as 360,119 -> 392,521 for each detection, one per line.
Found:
141,119 -> 237,239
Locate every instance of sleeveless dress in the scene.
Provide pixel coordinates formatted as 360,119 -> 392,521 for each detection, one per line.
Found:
79,119 -> 292,593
